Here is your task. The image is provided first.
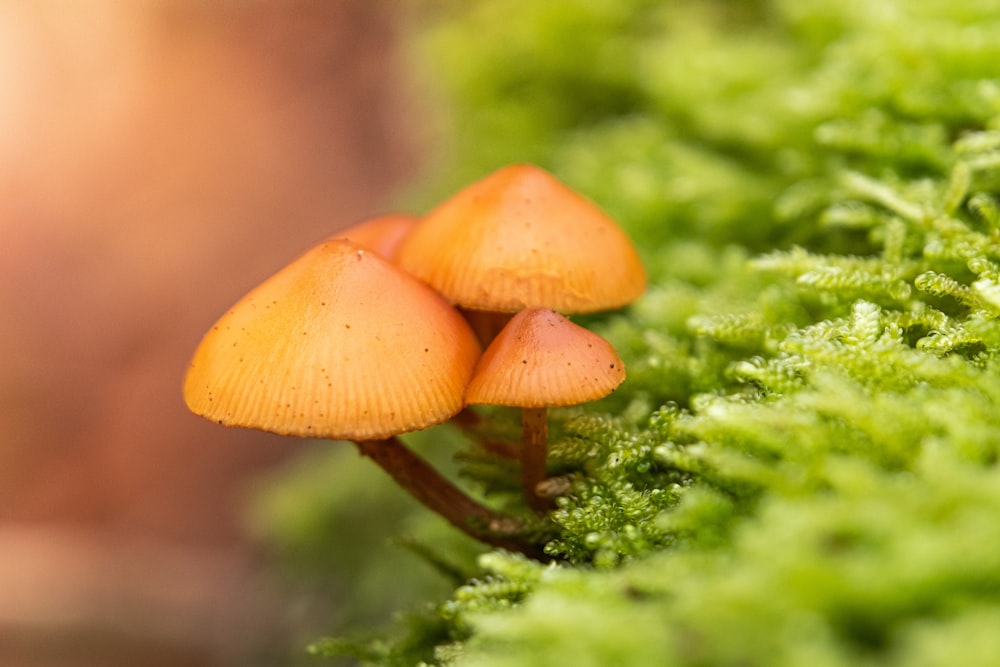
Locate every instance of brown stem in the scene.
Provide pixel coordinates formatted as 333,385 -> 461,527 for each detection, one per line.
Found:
460,308 -> 514,346
450,407 -> 482,428
354,437 -> 546,558
521,407 -> 554,512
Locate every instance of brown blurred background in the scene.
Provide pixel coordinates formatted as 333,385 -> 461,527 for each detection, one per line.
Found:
0,1 -> 425,664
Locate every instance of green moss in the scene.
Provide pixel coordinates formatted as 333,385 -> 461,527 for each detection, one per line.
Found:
254,0 -> 1000,664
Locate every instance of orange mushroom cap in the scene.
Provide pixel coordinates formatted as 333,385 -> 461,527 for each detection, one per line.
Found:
396,163 -> 647,314
184,240 -> 482,440
329,213 -> 418,261
465,308 -> 625,408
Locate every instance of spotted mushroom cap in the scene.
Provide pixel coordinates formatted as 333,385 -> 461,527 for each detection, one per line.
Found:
395,163 -> 647,314
465,307 -> 625,408
184,240 -> 482,440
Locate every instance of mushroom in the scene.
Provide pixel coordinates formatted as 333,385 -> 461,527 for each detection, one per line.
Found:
329,213 -> 417,261
465,307 -> 626,511
184,239 -> 537,553
395,163 -> 647,340
393,164 -> 644,485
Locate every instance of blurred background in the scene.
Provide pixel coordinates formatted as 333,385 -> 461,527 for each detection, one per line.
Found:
0,1 -> 433,664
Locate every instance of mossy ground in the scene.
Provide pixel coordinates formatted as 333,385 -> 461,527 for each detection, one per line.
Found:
252,1 -> 1000,665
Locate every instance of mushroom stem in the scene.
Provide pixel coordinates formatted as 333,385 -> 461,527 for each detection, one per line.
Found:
521,407 -> 553,512
460,309 -> 513,346
354,437 -> 545,558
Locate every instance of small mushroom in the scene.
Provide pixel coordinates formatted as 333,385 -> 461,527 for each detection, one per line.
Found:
465,307 -> 626,511
396,163 -> 647,341
184,239 -> 538,554
329,213 -> 417,261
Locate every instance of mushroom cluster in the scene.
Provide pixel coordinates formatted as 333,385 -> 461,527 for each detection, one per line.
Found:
184,164 -> 644,551
396,164 -> 645,509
